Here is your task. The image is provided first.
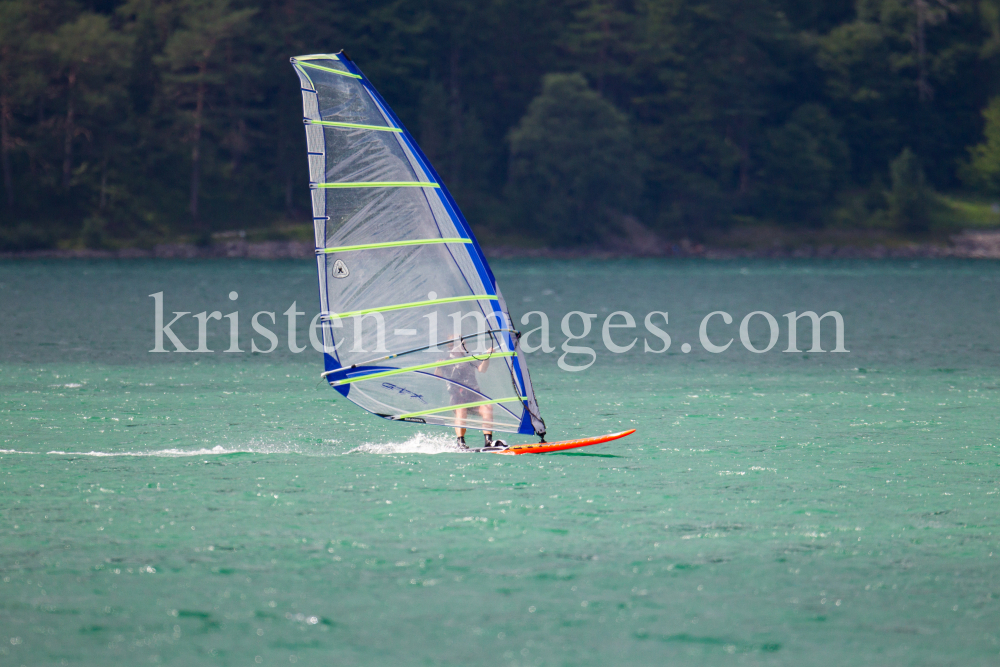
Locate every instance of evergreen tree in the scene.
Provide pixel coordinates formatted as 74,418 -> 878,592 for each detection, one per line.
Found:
157,0 -> 255,228
0,0 -> 32,214
961,97 -> 1000,194
817,0 -> 986,185
0,0 -> 998,248
887,147 -> 931,231
507,73 -> 637,245
757,103 -> 850,222
48,13 -> 128,192
625,0 -> 795,231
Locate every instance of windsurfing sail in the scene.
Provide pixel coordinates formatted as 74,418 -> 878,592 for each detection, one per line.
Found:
291,52 -> 546,437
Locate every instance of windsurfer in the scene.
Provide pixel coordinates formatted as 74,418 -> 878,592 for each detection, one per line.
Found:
436,339 -> 504,449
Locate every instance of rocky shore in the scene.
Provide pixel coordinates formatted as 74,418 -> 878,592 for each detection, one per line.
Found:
2,230 -> 999,260
486,229 -> 1000,260
0,240 -> 316,261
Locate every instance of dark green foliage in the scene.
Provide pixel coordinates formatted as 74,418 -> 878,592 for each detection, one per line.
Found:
757,104 -> 850,223
815,0 -> 989,186
0,0 -> 998,247
82,213 -> 109,249
887,147 -> 931,232
0,223 -> 52,251
961,96 -> 1000,194
507,73 -> 637,245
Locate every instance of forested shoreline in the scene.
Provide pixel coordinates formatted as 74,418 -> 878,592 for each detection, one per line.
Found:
2,0 -> 1000,251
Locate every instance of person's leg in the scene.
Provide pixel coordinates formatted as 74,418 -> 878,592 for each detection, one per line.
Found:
478,404 -> 494,445
455,408 -> 468,446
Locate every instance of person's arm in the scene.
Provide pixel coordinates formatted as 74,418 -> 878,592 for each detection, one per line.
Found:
478,347 -> 495,372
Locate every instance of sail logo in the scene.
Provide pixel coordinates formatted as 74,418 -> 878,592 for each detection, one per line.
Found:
332,260 -> 350,278
381,382 -> 428,404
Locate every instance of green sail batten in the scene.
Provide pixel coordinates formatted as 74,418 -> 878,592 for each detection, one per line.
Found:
397,397 -> 527,420
297,61 -> 361,78
307,119 -> 402,132
321,295 -> 499,321
330,352 -> 516,387
293,64 -> 315,89
317,238 -> 472,254
312,181 -> 440,189
295,54 -> 341,62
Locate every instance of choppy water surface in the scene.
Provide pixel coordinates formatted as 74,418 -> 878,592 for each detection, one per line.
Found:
1,259 -> 998,666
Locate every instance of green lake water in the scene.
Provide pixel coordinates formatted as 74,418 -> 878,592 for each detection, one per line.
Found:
1,259 -> 998,666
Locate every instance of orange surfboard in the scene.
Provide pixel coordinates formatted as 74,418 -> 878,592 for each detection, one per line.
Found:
488,429 -> 636,455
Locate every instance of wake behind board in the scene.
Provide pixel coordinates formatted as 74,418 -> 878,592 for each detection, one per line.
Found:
471,429 -> 636,455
